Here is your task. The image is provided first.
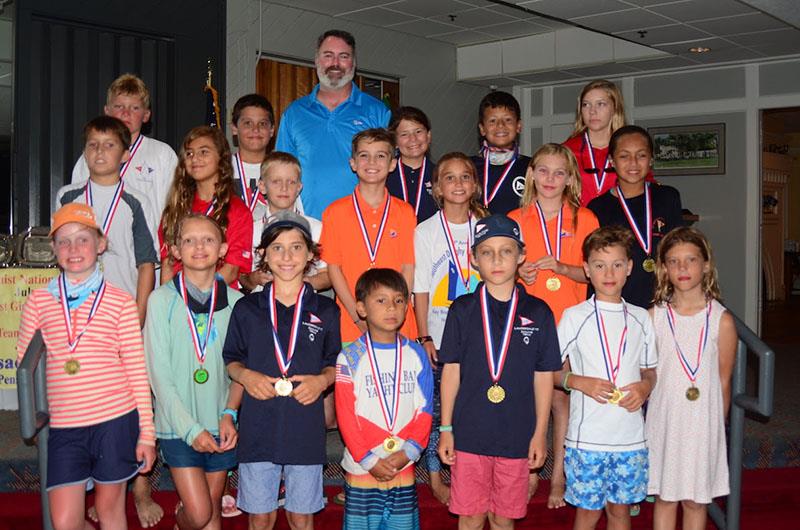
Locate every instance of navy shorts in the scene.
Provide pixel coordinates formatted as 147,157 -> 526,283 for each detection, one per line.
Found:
160,436 -> 236,473
47,409 -> 141,491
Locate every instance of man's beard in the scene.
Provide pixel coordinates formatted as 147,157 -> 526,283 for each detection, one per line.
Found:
317,65 -> 355,90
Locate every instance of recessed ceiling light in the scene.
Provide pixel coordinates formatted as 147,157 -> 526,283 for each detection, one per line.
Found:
689,46 -> 711,53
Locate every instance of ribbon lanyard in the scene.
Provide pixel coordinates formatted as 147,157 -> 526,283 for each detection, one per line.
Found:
480,284 -> 518,384
84,181 -> 124,235
583,132 -> 612,193
438,211 -> 472,291
268,283 -> 306,377
119,134 -> 144,179
352,190 -> 391,265
534,202 -> 562,260
234,153 -> 261,213
178,272 -> 218,367
593,296 -> 628,386
483,153 -> 517,207
364,332 -> 403,433
203,199 -> 217,217
398,157 -> 427,217
59,274 -> 106,352
616,182 -> 652,256
666,302 -> 711,384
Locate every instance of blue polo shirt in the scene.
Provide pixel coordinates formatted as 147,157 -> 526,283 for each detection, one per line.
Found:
386,157 -> 439,223
471,154 -> 531,215
275,83 -> 391,218
438,283 -> 562,459
222,283 -> 341,465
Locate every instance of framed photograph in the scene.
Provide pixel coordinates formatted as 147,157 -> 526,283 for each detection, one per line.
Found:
648,123 -> 726,176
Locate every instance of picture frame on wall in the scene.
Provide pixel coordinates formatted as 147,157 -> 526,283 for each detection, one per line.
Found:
648,123 -> 726,176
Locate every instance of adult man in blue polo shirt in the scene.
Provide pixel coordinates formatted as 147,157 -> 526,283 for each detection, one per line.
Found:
275,29 -> 391,219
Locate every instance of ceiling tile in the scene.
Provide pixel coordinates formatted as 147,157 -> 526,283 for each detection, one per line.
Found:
684,46 -> 765,63
513,70 -> 584,84
338,7 -> 419,26
431,29 -> 497,45
486,3 -> 541,19
727,28 -> 800,47
387,18 -> 461,36
431,7 -> 517,29
647,0 -> 754,22
388,0 -> 478,18
271,0 -> 370,16
655,37 -> 734,55
563,62 -> 642,77
622,55 -> 699,70
462,76 -> 526,88
619,0 -> 684,6
690,13 -> 788,36
571,9 -> 673,33
616,24 -> 712,45
749,42 -> 800,57
518,0 -> 633,19
478,19 -> 553,39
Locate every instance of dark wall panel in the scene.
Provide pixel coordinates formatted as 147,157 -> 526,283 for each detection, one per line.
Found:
13,0 -> 225,231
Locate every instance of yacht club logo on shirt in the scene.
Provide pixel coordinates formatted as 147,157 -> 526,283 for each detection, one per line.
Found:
303,313 -> 323,341
512,176 -> 526,197
514,314 -> 539,344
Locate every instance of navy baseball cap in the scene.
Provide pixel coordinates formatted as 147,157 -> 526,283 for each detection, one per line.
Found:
264,210 -> 312,240
472,214 -> 523,249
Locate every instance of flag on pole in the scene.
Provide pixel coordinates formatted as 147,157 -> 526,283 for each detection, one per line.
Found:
205,58 -> 221,128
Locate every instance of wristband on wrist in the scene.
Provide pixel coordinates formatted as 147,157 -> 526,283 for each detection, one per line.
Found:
438,425 -> 453,432
220,408 -> 238,423
416,335 -> 433,345
562,371 -> 572,393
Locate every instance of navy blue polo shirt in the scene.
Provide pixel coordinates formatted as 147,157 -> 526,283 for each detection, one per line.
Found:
587,184 -> 683,308
386,157 -> 438,223
471,154 -> 531,215
222,282 -> 341,464
438,283 -> 562,459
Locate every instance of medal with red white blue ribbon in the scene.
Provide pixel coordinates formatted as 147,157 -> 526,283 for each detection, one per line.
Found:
84,181 -> 124,235
398,157 -> 427,218
203,199 -> 217,217
178,272 -> 218,384
59,273 -> 107,375
234,153 -> 261,213
615,182 -> 655,272
118,134 -> 144,179
352,190 -> 391,266
583,132 -> 613,194
534,202 -> 563,291
438,211 -> 472,291
269,283 -> 305,396
593,295 -> 628,404
482,153 -> 517,207
364,332 -> 403,452
666,301 -> 711,401
480,284 -> 518,403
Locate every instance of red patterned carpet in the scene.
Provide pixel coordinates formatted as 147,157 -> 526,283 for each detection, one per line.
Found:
0,468 -> 797,530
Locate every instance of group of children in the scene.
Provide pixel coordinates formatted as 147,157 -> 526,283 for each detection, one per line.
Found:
16,72 -> 737,530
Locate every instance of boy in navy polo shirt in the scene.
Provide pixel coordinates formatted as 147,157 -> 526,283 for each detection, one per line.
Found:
223,211 -> 341,529
472,92 -> 531,215
439,214 -> 562,529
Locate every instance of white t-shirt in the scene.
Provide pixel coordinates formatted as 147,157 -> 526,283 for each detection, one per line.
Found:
558,297 -> 657,452
72,134 -> 178,231
250,201 -> 325,293
413,212 -> 480,348
56,181 -> 159,297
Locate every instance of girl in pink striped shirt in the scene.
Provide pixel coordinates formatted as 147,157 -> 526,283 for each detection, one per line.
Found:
17,203 -> 155,530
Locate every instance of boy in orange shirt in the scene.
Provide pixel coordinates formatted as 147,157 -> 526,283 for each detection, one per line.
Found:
321,129 -> 417,345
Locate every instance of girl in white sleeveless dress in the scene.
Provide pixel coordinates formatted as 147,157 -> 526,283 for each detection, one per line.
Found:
646,227 -> 737,530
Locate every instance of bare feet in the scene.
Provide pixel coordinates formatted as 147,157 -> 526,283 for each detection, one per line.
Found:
528,473 -> 539,501
134,495 -> 164,528
430,472 -> 450,505
547,480 -> 566,509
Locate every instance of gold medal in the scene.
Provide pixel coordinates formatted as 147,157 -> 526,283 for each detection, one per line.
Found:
382,436 -> 399,453
274,377 -> 293,397
193,368 -> 209,384
546,277 -> 561,291
64,359 -> 80,375
487,383 -> 506,404
686,386 -> 700,401
608,387 -> 624,405
642,258 -> 655,273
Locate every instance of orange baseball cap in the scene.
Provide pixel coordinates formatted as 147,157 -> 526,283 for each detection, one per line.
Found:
49,203 -> 102,236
